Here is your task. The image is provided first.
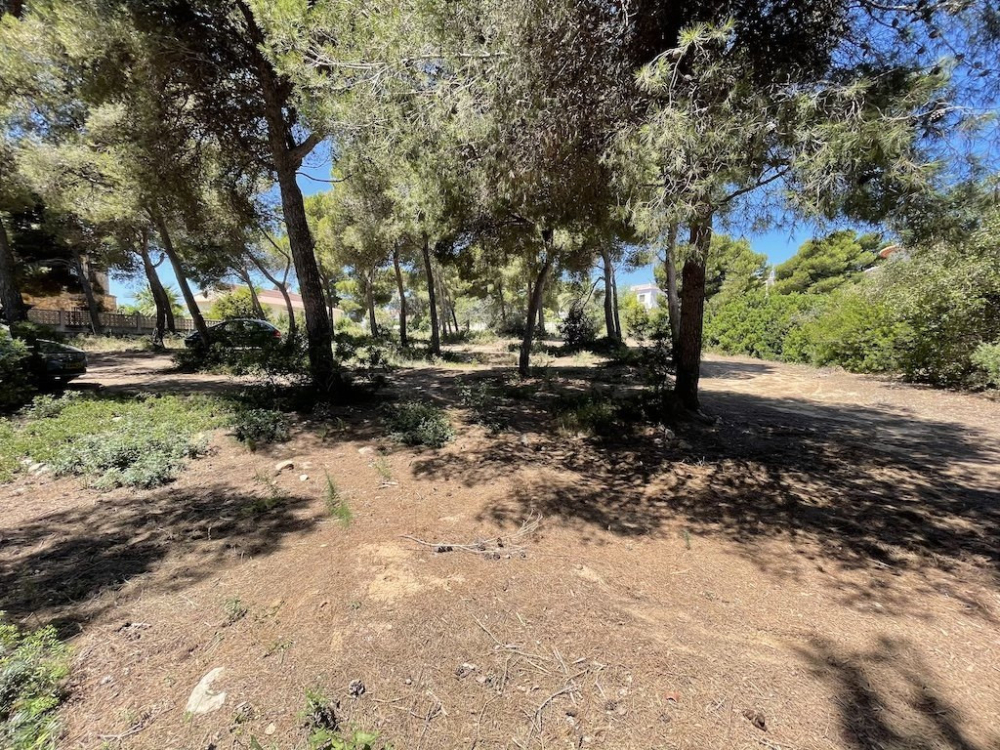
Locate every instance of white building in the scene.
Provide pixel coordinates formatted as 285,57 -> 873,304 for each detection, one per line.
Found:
630,283 -> 664,310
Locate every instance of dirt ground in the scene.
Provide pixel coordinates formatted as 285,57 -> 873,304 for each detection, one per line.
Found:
2,345 -> 999,750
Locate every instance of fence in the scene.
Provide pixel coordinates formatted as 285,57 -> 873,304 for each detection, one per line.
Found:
28,308 -> 219,335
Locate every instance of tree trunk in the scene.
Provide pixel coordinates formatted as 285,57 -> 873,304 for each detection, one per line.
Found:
138,233 -> 168,344
674,220 -> 711,412
154,215 -> 210,344
70,246 -> 103,334
0,215 -> 25,326
664,224 -> 681,356
243,4 -> 335,390
497,281 -> 507,325
437,273 -> 451,337
518,251 -> 553,376
392,246 -> 407,346
422,235 -> 440,355
601,247 -> 618,341
248,252 -> 296,340
366,270 -> 378,337
536,303 -> 545,337
236,267 -> 265,319
611,269 -> 622,340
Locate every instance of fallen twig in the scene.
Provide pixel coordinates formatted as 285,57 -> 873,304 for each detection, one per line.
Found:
402,514 -> 541,558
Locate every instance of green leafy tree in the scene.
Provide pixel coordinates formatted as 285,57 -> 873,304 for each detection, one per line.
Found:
773,230 -> 881,295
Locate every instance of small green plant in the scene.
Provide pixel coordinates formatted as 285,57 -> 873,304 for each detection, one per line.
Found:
301,690 -> 389,750
232,408 -> 291,450
324,474 -> 352,526
223,597 -> 248,624
971,341 -> 1000,388
245,477 -> 286,517
370,456 -> 392,484
381,400 -> 454,447
0,328 -> 37,412
555,392 -> 618,438
458,382 -> 508,433
559,303 -> 598,351
1,613 -> 70,750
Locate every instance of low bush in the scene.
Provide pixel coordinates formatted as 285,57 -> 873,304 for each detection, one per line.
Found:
1,393 -> 227,488
554,390 -> 644,439
231,408 -> 291,450
971,341 -> 1000,388
458,382 -> 508,433
558,304 -> 598,351
382,400 -> 454,447
0,328 -> 36,412
1,613 -> 69,750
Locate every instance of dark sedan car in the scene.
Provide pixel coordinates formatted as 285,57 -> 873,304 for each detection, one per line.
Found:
184,318 -> 282,349
33,339 -> 88,383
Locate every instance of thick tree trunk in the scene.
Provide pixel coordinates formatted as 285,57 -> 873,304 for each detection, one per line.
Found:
154,215 -> 210,344
664,224 -> 681,356
437,273 -> 451,337
674,220 -> 711,412
70,246 -> 103,334
536,303 -> 545,337
601,248 -> 618,341
138,235 -> 168,344
244,5 -> 335,390
392,246 -> 407,346
0,215 -> 25,326
422,235 -> 440,355
518,252 -> 553,376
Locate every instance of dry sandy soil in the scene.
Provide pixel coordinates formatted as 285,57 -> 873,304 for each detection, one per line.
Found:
2,345 -> 999,750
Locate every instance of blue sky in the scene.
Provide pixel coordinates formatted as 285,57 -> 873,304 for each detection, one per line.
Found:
109,155 -> 816,306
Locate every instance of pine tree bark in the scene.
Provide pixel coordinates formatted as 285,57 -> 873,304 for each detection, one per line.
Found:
154,215 -> 210,344
536,302 -> 545,337
392,245 -> 407,346
601,247 -> 618,341
71,246 -> 103,334
138,233 -> 169,344
240,2 -> 335,390
519,244 -> 553,376
0,215 -> 26,325
664,224 -> 681,356
674,220 -> 711,412
611,269 -> 622,340
422,235 -> 440,355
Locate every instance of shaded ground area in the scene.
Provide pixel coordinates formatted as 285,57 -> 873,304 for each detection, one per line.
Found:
1,347 -> 998,749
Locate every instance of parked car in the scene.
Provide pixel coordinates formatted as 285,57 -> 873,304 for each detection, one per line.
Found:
184,319 -> 282,349
32,339 -> 88,383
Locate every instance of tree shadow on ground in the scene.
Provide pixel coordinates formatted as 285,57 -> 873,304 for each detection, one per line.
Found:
0,481 -> 317,635
795,636 -> 999,750
411,376 -> 1000,621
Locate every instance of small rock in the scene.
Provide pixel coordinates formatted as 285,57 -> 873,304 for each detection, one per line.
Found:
274,459 -> 295,474
455,663 -> 478,678
404,677 -> 413,686
357,446 -> 375,455
99,675 -> 113,686
519,434 -> 530,446
348,679 -> 365,698
264,723 -> 276,736
299,474 -> 309,482
743,708 -> 767,731
185,667 -> 227,715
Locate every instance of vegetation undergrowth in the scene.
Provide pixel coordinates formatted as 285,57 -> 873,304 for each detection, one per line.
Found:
381,400 -> 454,447
231,408 -> 291,450
0,613 -> 69,750
0,392 -> 228,487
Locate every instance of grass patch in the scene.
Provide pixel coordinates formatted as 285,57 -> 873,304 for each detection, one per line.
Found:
223,597 -> 249,624
231,408 -> 291,450
381,400 -> 454,447
0,392 -> 228,488
324,474 -> 352,526
245,471 -> 287,516
554,390 -> 644,439
1,613 -> 70,750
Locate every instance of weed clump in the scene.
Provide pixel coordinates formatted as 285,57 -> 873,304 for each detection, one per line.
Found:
382,400 -> 453,447
232,408 -> 291,450
1,613 -> 69,750
324,475 -> 352,526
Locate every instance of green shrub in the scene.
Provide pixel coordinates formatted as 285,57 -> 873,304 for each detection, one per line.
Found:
458,382 -> 508,433
382,400 -> 454,447
558,304 -> 598,351
0,328 -> 36,412
971,342 -> 1000,388
1,613 -> 69,750
231,408 -> 291,450
324,474 -> 352,526
1,393 -> 227,487
554,391 -> 641,438
704,289 -> 814,360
